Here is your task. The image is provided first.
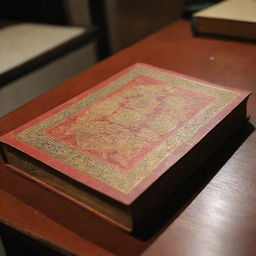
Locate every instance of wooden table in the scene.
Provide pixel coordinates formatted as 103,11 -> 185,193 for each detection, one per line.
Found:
0,20 -> 256,256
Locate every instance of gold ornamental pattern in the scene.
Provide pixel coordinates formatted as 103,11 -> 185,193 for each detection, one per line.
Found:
15,65 -> 239,194
45,76 -> 214,171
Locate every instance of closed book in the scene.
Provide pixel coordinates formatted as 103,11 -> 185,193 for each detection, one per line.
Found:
0,63 -> 251,231
192,0 -> 256,40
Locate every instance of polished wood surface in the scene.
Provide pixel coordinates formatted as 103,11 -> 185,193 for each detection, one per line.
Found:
0,20 -> 256,256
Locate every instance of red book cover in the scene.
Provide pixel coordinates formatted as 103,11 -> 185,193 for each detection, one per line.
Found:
0,63 -> 251,207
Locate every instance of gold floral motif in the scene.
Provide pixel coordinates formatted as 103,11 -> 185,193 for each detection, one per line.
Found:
15,66 -> 239,194
45,76 -> 195,171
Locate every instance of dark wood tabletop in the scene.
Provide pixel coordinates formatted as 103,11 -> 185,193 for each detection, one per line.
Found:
0,20 -> 256,256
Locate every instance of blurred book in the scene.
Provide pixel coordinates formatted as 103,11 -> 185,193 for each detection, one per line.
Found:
183,0 -> 221,19
192,0 -> 256,40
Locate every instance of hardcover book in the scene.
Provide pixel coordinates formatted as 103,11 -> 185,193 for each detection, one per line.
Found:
0,63 -> 251,231
192,0 -> 256,41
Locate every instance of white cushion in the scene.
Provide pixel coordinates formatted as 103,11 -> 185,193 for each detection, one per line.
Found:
0,22 -> 86,76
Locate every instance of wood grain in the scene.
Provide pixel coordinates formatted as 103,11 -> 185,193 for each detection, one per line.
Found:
0,20 -> 256,256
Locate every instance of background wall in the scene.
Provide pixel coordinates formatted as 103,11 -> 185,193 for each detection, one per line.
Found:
104,0 -> 182,53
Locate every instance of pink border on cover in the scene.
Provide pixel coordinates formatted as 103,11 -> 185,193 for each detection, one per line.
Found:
0,63 -> 251,204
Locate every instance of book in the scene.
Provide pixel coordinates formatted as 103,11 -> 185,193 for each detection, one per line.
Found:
0,63 -> 251,232
192,0 -> 256,40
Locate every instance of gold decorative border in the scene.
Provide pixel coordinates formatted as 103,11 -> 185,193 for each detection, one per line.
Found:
15,65 -> 238,193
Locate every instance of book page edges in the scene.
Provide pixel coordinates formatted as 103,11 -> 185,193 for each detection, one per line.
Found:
1,146 -> 133,232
